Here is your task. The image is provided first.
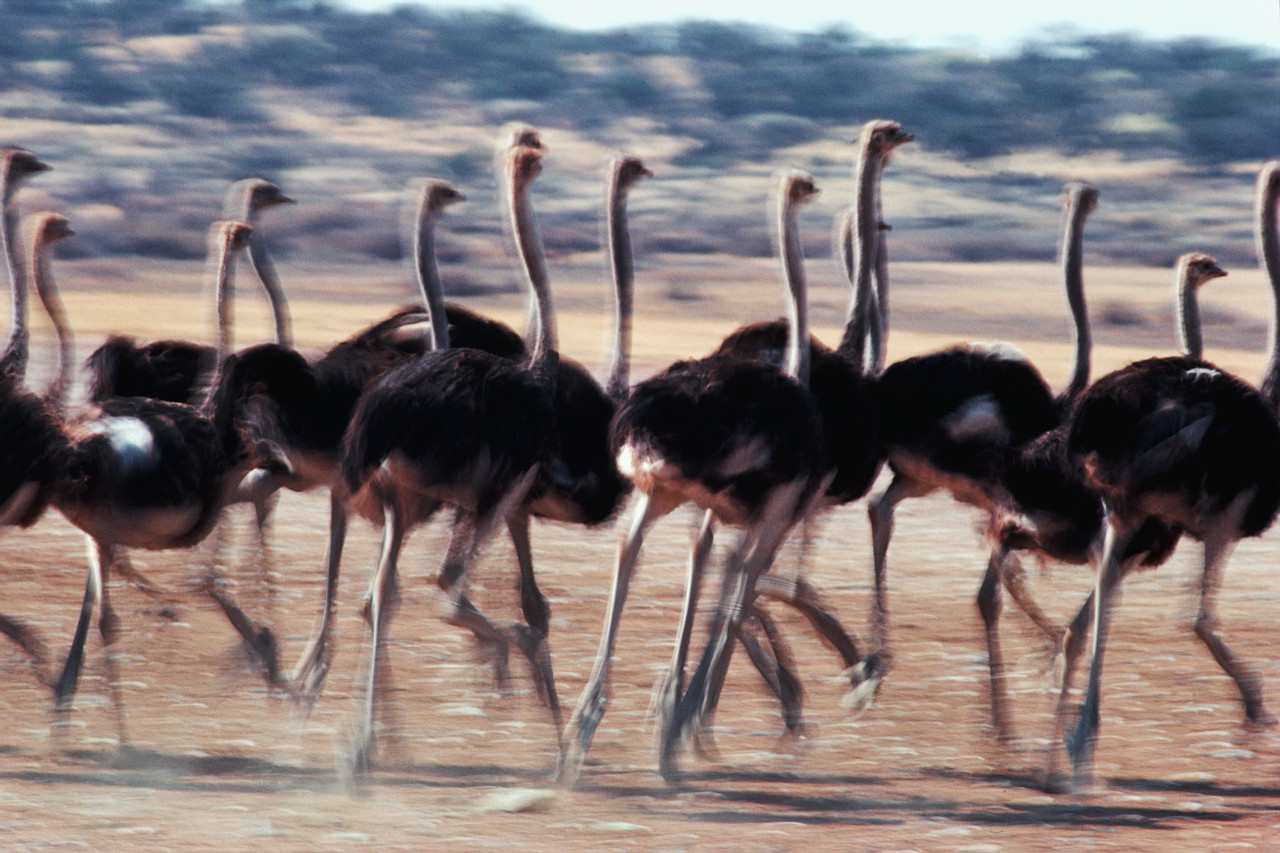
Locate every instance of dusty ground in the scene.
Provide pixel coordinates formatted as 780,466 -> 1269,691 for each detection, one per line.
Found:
3,262 -> 1280,852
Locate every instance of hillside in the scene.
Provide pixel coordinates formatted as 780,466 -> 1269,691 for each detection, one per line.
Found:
1,0 -> 1277,281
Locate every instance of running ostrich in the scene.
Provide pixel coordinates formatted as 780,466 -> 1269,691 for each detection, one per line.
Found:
979,250 -> 1221,740
652,123 -> 913,739
49,219 -> 284,744
84,178 -> 293,404
0,149 -> 61,681
1050,161 -> 1280,787
650,121 -> 911,737
866,178 -> 1098,671
339,143 -> 564,771
0,191 -> 70,686
226,178 -> 532,699
563,170 -> 828,785
241,144 -> 644,703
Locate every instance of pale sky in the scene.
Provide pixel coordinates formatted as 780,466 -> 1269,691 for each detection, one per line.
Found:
330,0 -> 1280,53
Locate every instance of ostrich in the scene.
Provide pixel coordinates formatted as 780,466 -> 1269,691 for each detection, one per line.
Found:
48,218 -> 285,744
1050,161 -> 1280,786
562,170 -> 828,785
495,151 -> 647,668
339,141 -> 564,770
79,180 -> 292,606
654,125 -> 913,738
867,179 -> 1098,676
223,178 -> 528,701
247,147 -> 645,704
979,250 -> 1222,741
0,202 -> 70,685
84,178 -> 293,404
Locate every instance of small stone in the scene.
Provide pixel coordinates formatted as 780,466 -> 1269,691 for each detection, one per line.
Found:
476,788 -> 556,814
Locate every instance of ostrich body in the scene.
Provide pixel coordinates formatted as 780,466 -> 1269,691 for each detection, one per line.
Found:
49,219 -> 283,743
695,323 -> 881,717
563,171 -> 827,785
339,143 -> 566,771
85,179 -> 293,404
1050,161 -> 1280,785
867,180 -> 1098,684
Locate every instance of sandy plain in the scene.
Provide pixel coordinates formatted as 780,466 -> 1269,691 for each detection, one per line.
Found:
1,254 -> 1279,852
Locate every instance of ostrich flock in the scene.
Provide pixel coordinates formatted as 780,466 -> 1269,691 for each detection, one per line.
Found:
1,124 -> 1279,794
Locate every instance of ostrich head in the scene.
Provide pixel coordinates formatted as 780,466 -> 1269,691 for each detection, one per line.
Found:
27,212 -> 74,247
611,155 -> 653,193
225,177 -> 293,222
505,124 -> 545,152
2,147 -> 49,193
781,169 -> 820,207
421,179 -> 465,216
1179,252 -> 1227,288
858,120 -> 914,161
1063,181 -> 1099,215
507,140 -> 545,191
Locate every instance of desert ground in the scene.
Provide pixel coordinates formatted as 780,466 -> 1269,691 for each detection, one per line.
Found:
2,254 -> 1280,852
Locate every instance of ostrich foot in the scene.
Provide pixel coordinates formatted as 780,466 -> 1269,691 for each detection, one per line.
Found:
561,675 -> 609,789
840,652 -> 886,717
472,636 -> 512,693
1244,700 -> 1277,729
342,722 -> 376,792
290,634 -> 333,712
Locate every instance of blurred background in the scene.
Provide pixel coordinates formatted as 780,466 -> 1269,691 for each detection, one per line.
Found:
2,0 -> 1277,363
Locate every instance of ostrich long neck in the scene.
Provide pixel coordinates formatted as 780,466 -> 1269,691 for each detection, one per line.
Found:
778,191 -> 810,385
1059,192 -> 1093,403
29,229 -> 72,409
1175,257 -> 1203,359
508,165 -> 556,376
211,231 -> 239,365
1256,162 -> 1280,406
248,237 -> 292,348
837,145 -> 880,371
413,203 -> 451,352
868,196 -> 889,374
1,192 -> 28,379
604,170 -> 634,401
229,184 -> 292,348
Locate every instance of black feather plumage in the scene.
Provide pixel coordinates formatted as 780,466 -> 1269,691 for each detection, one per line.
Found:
343,346 -> 556,514
611,354 -> 824,519
1069,356 -> 1280,539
